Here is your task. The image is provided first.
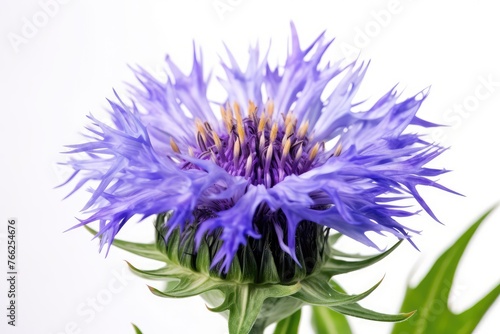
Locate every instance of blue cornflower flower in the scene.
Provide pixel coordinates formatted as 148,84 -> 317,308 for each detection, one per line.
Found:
63,24 -> 452,277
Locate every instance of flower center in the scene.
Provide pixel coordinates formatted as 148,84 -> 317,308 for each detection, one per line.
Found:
171,101 -> 332,188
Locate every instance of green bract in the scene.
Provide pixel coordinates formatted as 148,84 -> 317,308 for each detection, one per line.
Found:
87,213 -> 412,334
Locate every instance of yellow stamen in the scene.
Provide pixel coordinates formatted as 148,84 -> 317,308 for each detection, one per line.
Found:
245,155 -> 253,177
284,112 -> 293,128
282,122 -> 294,147
188,146 -> 195,157
270,122 -> 278,143
309,142 -> 320,161
169,137 -> 180,153
233,102 -> 241,119
233,102 -> 245,141
266,100 -> 275,118
282,138 -> 291,159
334,143 -> 342,157
248,101 -> 257,117
220,105 -> 226,119
212,131 -> 222,151
285,122 -> 294,138
265,144 -> 273,167
257,115 -> 267,132
297,120 -> 309,138
259,132 -> 266,152
233,137 -> 241,162
220,106 -> 232,132
295,143 -> 303,162
195,118 -> 207,143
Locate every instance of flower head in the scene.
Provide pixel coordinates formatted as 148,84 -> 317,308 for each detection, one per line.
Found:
63,24 -> 452,277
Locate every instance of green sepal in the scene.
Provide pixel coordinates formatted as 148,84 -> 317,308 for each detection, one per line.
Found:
84,226 -> 168,262
125,262 -> 175,280
195,240 -> 213,276
140,261 -> 302,333
291,274 -> 383,306
259,247 -> 281,284
86,213 -> 407,333
125,257 -> 223,298
273,308 -> 301,334
148,280 -> 220,299
392,206 -> 500,334
239,244 -> 259,283
330,302 -> 415,322
287,241 -> 309,282
88,222 -> 303,334
322,239 -> 402,276
308,279 -> 412,327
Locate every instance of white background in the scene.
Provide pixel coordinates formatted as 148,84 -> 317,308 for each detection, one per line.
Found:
1,0 -> 500,333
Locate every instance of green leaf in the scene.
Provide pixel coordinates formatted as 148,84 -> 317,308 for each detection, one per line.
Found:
84,226 -> 167,262
131,323 -> 143,334
292,275 -> 383,306
330,302 -> 414,322
392,206 -> 500,334
311,306 -> 352,334
322,240 -> 402,276
273,308 -> 301,334
148,276 -> 222,299
323,280 -> 413,323
457,283 -> 500,333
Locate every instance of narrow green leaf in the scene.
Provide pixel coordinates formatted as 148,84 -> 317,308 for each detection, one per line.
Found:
311,306 -> 352,334
125,262 -> 174,280
292,275 -> 383,306
324,280 -> 413,323
392,206 -> 499,334
457,283 -> 500,334
85,226 -> 167,262
323,240 -> 402,276
273,308 -> 301,334
330,302 -> 415,322
131,323 -> 143,334
147,275 -> 223,298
